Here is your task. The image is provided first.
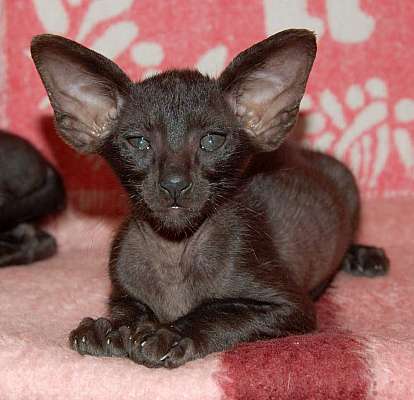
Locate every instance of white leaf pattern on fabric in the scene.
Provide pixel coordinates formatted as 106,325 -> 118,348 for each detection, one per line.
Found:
394,128 -> 414,172
301,76 -> 414,187
326,0 -> 375,43
300,94 -> 313,111
395,99 -> 414,123
346,85 -> 365,110
361,135 -> 372,185
76,0 -> 134,41
350,141 -> 362,177
91,21 -> 138,60
313,132 -> 335,152
33,0 -> 69,34
196,45 -> 228,77
365,78 -> 387,99
263,0 -> 324,36
38,96 -> 50,110
131,42 -> 164,67
23,2 -> 414,193
320,90 -> 347,129
369,124 -> 389,187
305,112 -> 326,134
263,0 -> 375,43
335,102 -> 387,158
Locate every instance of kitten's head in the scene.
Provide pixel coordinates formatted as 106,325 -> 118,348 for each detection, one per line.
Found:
31,30 -> 316,235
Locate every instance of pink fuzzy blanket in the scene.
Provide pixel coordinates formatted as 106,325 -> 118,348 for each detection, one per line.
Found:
1,1 -> 414,399
0,198 -> 413,399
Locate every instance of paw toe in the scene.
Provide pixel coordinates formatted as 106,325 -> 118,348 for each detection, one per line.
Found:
161,337 -> 196,369
104,329 -> 127,357
69,317 -> 123,357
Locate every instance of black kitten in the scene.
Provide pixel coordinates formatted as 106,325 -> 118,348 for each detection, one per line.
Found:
0,131 -> 65,266
31,29 -> 389,368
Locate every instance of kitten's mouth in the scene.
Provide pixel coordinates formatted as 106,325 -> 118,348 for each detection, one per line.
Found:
149,202 -> 205,233
168,204 -> 187,212
168,200 -> 187,210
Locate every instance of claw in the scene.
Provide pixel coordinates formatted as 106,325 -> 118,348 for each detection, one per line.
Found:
81,336 -> 87,343
106,338 -> 111,345
73,338 -> 78,346
140,340 -> 147,348
160,352 -> 169,362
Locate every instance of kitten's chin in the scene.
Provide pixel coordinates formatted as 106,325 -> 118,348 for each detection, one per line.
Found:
151,206 -> 204,236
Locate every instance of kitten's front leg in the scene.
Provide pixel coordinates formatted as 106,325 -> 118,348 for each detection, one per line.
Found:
129,294 -> 316,368
69,296 -> 158,358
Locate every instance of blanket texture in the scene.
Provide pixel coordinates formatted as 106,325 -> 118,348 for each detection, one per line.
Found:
1,199 -> 413,399
0,1 -> 413,399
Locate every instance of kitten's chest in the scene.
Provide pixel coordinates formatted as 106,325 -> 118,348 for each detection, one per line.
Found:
147,269 -> 198,322
117,216 -> 238,322
134,257 -> 216,323
121,235 -> 222,323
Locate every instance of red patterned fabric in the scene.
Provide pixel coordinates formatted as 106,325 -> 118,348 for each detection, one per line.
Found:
2,0 -> 414,202
1,1 -> 413,399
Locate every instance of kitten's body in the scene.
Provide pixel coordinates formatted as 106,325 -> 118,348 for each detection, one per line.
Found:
0,131 -> 65,266
110,141 -> 358,326
31,30 -> 388,368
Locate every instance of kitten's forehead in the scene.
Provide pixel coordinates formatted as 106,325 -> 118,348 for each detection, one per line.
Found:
123,70 -> 235,148
136,70 -> 220,114
141,69 -> 215,95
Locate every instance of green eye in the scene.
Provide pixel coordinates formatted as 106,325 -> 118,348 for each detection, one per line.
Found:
128,136 -> 151,150
200,133 -> 226,152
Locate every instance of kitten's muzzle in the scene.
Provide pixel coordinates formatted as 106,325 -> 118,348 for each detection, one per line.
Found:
159,175 -> 192,206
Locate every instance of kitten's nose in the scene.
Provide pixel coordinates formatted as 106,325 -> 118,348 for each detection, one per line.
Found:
159,175 -> 191,202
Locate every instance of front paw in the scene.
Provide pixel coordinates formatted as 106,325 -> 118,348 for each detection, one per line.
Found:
69,317 -> 128,357
128,324 -> 197,368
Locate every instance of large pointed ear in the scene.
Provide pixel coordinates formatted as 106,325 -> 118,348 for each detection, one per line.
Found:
31,34 -> 131,153
219,29 -> 316,152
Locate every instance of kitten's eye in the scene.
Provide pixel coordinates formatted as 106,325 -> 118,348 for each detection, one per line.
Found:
200,133 -> 226,152
128,136 -> 151,151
